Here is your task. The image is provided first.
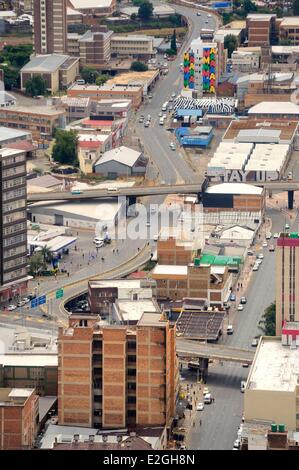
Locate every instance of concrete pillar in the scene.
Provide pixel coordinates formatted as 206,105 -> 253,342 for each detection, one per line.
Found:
288,190 -> 294,210
268,189 -> 273,198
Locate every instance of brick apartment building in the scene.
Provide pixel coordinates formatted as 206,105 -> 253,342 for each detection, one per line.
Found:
58,311 -> 178,430
0,148 -> 28,302
0,388 -> 38,450
157,236 -> 198,266
33,0 -> 68,55
67,26 -> 113,68
247,14 -> 277,47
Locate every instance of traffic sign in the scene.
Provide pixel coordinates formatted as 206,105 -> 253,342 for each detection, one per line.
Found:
56,288 -> 64,299
38,295 -> 46,305
30,298 -> 38,308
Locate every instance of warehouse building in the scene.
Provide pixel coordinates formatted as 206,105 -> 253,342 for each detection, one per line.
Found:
248,101 -> 299,119
94,146 -> 147,178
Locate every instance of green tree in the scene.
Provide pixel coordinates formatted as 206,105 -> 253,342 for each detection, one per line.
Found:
258,302 -> 276,336
130,61 -> 148,72
95,74 -> 109,86
28,253 -> 44,276
166,48 -> 176,56
2,66 -> 20,90
52,130 -> 78,166
243,0 -> 257,14
40,245 -> 53,266
138,1 -> 154,20
224,34 -> 238,58
170,29 -> 177,54
25,75 -> 47,97
294,0 -> 299,15
80,66 -> 99,84
132,0 -> 143,5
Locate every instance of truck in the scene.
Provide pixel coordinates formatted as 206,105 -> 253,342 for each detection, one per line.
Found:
162,101 -> 168,112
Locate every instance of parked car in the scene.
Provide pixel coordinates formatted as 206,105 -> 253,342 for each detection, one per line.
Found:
251,338 -> 259,347
93,237 -> 104,244
242,363 -> 249,368
196,403 -> 204,411
247,250 -> 254,256
285,223 -> 290,230
233,439 -> 241,449
95,241 -> 104,248
273,233 -> 279,239
262,241 -> 268,248
257,253 -> 264,259
237,304 -> 244,311
203,387 -> 209,395
17,300 -> 26,307
227,325 -> 234,335
240,297 -> 247,304
265,232 -> 272,239
144,121 -> 150,127
252,264 -> 259,271
229,293 -> 236,301
197,11 -> 201,16
240,381 -> 246,393
7,305 -> 17,311
269,244 -> 275,252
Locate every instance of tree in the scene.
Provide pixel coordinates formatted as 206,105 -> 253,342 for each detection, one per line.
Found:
95,74 -> 109,86
2,66 -> 20,90
170,29 -> 177,55
294,0 -> 299,15
130,61 -> 148,72
28,253 -> 44,276
52,130 -> 78,166
80,66 -> 99,84
258,302 -> 276,336
138,1 -> 154,20
224,34 -> 238,58
166,48 -> 177,56
25,75 -> 47,97
40,245 -> 53,266
243,0 -> 257,14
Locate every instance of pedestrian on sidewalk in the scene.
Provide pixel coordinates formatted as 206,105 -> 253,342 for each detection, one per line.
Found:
200,419 -> 202,427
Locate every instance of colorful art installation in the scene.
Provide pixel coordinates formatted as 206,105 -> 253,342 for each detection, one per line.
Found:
202,47 -> 216,94
183,51 -> 195,89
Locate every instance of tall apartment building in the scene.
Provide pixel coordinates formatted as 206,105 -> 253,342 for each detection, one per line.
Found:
276,232 -> 299,335
0,388 -> 38,450
58,311 -> 178,430
33,0 -> 68,55
0,148 -> 28,302
77,26 -> 112,68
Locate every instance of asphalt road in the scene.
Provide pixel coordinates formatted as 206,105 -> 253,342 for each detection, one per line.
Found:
190,207 -> 299,450
136,7 -> 217,185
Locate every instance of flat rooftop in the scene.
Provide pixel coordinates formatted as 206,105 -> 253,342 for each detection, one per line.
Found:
137,311 -> 164,327
0,354 -> 58,367
280,17 -> 299,27
117,299 -> 158,322
0,388 -> 35,406
152,264 -> 188,277
0,105 -> 66,116
223,119 -> 299,142
206,183 -> 263,195
248,101 -> 299,115
247,338 -> 299,392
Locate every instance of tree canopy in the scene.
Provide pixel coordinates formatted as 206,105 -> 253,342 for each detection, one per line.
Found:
130,61 -> 148,72
52,130 -> 78,167
258,302 -> 276,336
80,66 -> 100,84
294,0 -> 299,15
25,75 -> 47,97
138,1 -> 154,20
95,74 -> 110,86
224,34 -> 238,58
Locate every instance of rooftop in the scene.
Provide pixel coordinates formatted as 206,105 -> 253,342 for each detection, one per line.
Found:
27,174 -> 62,189
152,264 -> 188,277
95,146 -> 141,167
247,13 -> 276,20
137,311 -> 165,327
0,105 -> 66,116
117,299 -> 158,322
0,354 -> 58,367
280,17 -> 299,27
223,119 -> 299,142
21,54 -> 70,73
206,183 -> 263,195
0,126 -> 31,142
248,101 -> 299,115
89,279 -> 146,289
0,388 -> 35,406
247,338 -> 299,392
70,0 -> 114,9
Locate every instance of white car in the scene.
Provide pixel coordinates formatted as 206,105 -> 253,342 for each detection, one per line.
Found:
95,241 -> 104,248
257,253 -> 264,259
94,237 -> 104,244
146,222 -> 150,227
158,111 -> 163,117
205,19 -> 208,23
197,12 -> 201,16
273,233 -> 279,239
233,439 -> 240,449
265,232 -> 272,240
171,92 -> 176,98
237,304 -> 244,311
7,305 -> 17,311
196,403 -> 204,411
285,223 -> 290,230
262,241 -> 268,248
208,13 -> 212,17
256,259 -> 263,265
252,264 -> 259,271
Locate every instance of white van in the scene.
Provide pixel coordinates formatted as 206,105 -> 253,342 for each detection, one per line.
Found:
204,393 -> 212,404
159,117 -> 164,125
227,325 -> 234,335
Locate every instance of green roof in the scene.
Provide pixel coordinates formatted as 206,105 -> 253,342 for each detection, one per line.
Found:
199,253 -> 243,266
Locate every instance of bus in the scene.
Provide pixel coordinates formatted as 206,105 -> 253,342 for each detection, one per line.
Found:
162,101 -> 168,112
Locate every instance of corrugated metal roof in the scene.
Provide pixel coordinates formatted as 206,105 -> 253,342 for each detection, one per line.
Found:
21,54 -> 69,73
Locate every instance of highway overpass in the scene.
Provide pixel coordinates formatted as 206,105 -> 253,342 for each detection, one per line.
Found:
176,339 -> 254,364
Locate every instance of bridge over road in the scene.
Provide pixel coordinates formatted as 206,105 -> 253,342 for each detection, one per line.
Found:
176,339 -> 254,365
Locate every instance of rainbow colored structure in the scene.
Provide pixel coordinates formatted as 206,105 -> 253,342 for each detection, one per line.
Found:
202,47 -> 216,94
183,51 -> 195,89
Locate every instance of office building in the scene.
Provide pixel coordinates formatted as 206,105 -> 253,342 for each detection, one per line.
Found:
58,310 -> 178,429
276,232 -> 299,335
0,148 -> 28,302
0,388 -> 38,450
279,18 -> 299,46
111,35 -> 154,59
68,83 -> 143,109
68,26 -> 112,68
33,0 -> 68,55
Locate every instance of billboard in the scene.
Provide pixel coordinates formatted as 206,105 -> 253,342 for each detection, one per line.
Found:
183,51 -> 195,89
202,47 -> 216,94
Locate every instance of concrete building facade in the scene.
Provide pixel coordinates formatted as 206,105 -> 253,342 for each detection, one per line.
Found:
33,0 -> 68,55
0,149 -> 28,302
58,311 -> 178,429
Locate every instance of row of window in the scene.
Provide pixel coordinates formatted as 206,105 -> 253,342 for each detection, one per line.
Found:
4,256 -> 27,270
3,210 -> 26,225
3,244 -> 27,259
3,198 -> 26,213
3,221 -> 26,236
3,187 -> 26,201
3,267 -> 27,282
3,233 -> 26,247
3,176 -> 26,190
3,164 -> 26,177
2,154 -> 25,166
